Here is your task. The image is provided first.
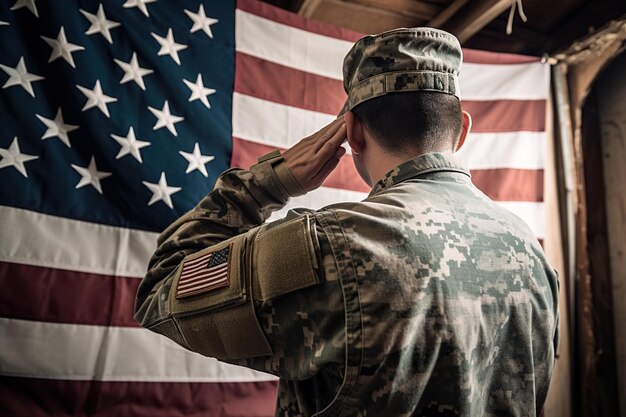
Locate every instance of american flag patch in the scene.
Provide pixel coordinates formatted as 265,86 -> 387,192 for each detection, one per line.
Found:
176,246 -> 231,299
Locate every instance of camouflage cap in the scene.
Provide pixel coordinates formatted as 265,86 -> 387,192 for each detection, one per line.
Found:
340,27 -> 462,115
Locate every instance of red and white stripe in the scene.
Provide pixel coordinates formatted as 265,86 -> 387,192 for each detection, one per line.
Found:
0,1 -> 550,415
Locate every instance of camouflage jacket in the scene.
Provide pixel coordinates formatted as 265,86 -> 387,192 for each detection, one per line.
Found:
135,152 -> 559,417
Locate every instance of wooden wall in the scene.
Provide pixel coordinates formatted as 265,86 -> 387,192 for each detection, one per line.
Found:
543,95 -> 573,417
595,51 -> 626,417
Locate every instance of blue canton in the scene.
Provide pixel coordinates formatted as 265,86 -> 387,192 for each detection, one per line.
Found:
0,0 -> 236,232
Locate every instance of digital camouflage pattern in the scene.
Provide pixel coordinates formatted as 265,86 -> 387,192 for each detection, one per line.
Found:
135,152 -> 559,417
340,28 -> 462,115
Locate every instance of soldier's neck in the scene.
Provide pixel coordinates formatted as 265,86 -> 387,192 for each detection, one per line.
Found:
365,144 -> 453,187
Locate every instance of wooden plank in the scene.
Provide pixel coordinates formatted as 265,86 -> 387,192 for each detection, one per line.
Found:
349,0 -> 443,21
298,0 -> 424,34
582,86 -> 620,417
543,0 -> 626,54
298,0 -> 322,17
438,0 -> 516,43
463,25 -> 548,55
564,40 -> 624,417
595,51 -> 626,417
422,0 -> 453,5
572,104 -> 598,417
542,88 -> 573,417
427,0 -> 470,28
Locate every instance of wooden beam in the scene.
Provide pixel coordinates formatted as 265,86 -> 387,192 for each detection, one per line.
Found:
582,86 -> 621,417
563,37 -> 624,417
564,34 -> 626,417
463,25 -> 549,55
423,0 -> 453,5
298,0 -> 322,17
349,0 -> 442,21
438,0 -> 515,44
427,0 -> 470,28
542,66 -> 574,417
595,52 -> 626,417
544,3 -> 626,55
298,0 -> 424,34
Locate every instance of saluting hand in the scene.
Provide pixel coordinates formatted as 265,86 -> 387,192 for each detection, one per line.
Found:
282,118 -> 347,193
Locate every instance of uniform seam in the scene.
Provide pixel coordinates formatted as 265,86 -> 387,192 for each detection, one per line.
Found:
331,210 -> 365,416
312,210 -> 364,417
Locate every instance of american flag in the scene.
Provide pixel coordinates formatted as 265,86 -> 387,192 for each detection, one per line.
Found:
176,246 -> 231,298
0,0 -> 549,415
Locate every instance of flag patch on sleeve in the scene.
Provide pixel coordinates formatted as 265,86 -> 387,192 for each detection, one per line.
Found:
176,246 -> 231,299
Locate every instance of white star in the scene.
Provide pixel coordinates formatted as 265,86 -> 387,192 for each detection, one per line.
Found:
36,108 -> 79,148
76,80 -> 117,118
123,0 -> 156,17
148,100 -> 184,136
80,4 -> 121,44
10,0 -> 38,18
0,137 -> 38,177
183,74 -> 216,109
0,21 -> 9,26
114,52 -> 153,90
0,56 -> 44,97
110,126 -> 150,163
71,156 -> 111,194
142,172 -> 181,209
184,5 -> 218,39
151,29 -> 187,65
41,26 -> 85,68
179,143 -> 214,177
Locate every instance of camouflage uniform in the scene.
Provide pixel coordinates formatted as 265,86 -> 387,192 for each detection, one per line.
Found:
135,28 -> 559,417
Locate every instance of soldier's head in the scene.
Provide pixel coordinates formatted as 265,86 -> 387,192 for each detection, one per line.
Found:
340,28 -> 472,185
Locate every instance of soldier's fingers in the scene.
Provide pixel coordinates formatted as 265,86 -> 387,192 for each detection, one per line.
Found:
296,118 -> 341,152
283,119 -> 344,189
311,119 -> 345,153
310,146 -> 345,187
314,122 -> 346,155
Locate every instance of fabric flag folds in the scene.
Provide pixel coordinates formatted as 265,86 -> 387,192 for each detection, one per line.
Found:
0,0 -> 549,415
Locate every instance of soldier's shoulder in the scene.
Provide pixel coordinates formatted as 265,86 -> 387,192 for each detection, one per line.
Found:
319,192 -> 408,217
487,200 -> 541,245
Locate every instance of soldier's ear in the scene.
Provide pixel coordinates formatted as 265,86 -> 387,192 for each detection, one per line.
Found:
455,110 -> 472,152
344,111 -> 365,154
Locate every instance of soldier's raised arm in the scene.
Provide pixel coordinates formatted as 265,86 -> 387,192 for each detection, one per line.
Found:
133,118 -> 347,379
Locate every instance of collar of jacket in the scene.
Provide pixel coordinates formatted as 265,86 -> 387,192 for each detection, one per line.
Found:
368,152 -> 471,197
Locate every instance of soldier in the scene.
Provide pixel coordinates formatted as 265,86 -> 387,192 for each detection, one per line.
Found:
135,27 -> 559,417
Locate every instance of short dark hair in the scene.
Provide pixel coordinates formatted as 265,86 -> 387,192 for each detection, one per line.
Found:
351,91 -> 463,154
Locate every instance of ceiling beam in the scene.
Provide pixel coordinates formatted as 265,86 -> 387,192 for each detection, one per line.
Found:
349,0 -> 442,21
462,13 -> 550,56
298,0 -> 322,17
437,0 -> 516,44
427,0 -> 470,28
298,0 -> 423,34
542,3 -> 626,54
464,26 -> 548,55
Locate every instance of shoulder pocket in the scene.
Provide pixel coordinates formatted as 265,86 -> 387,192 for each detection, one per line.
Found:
252,214 -> 321,302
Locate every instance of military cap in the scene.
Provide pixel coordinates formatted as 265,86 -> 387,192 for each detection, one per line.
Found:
340,27 -> 462,114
